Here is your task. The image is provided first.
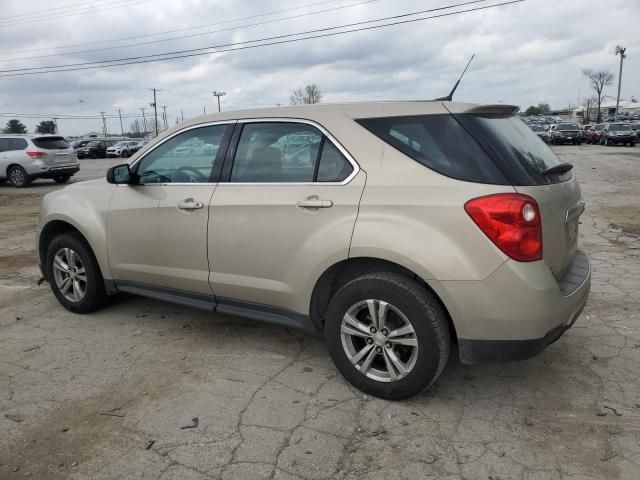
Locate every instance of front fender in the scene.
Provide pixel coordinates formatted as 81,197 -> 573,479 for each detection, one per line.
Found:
38,180 -> 115,280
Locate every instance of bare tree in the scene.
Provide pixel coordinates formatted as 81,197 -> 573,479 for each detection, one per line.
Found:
582,96 -> 598,124
290,84 -> 323,105
583,69 -> 614,122
128,119 -> 144,138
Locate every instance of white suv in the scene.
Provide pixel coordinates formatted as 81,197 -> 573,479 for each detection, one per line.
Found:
0,135 -> 79,187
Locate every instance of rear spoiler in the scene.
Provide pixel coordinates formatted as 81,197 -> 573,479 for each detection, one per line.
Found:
443,104 -> 520,116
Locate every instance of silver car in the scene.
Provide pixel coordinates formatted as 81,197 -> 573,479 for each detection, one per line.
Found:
37,102 -> 590,399
0,134 -> 79,187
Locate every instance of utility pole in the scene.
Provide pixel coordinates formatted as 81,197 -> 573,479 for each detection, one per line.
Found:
149,88 -> 160,136
140,107 -> 148,133
615,45 -> 627,120
99,111 -> 108,137
181,109 -> 184,122
203,106 -> 206,115
117,109 -> 124,136
162,105 -> 168,130
212,91 -> 226,112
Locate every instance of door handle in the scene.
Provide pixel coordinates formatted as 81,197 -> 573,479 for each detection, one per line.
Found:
177,199 -> 204,210
296,198 -> 333,209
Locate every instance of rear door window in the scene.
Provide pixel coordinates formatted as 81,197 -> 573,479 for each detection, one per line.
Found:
10,138 -> 27,150
356,115 -> 508,184
316,140 -> 353,182
32,137 -> 69,149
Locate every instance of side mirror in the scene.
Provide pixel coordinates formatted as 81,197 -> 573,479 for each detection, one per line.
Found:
106,164 -> 132,184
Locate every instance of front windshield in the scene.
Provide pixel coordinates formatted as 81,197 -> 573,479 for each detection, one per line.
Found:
557,124 -> 579,131
595,124 -> 604,131
610,124 -> 631,131
86,141 -> 98,147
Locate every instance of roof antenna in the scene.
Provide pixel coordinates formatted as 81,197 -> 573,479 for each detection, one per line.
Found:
433,53 -> 476,102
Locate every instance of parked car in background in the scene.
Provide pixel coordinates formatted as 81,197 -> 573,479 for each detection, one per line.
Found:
630,122 -> 640,133
77,140 -> 117,159
601,123 -> 636,146
529,124 -> 546,140
106,141 -> 139,158
71,140 -> 92,149
548,123 -> 582,145
128,140 -> 148,155
586,124 -> 605,144
0,134 -> 79,187
37,102 -> 590,399
581,125 -> 593,140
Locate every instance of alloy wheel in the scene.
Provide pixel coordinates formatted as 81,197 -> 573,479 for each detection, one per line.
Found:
9,167 -> 26,186
340,299 -> 419,382
52,247 -> 87,302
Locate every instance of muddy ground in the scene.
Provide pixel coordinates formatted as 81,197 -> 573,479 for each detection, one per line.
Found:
0,146 -> 639,479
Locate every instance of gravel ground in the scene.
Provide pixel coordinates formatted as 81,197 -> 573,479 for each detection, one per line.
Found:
0,146 -> 639,480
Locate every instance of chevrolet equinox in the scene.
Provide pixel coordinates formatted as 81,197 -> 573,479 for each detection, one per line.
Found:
37,102 -> 590,399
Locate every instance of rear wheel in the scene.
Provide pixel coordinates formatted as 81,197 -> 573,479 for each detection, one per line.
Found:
325,273 -> 450,400
8,165 -> 30,188
46,232 -> 110,313
54,175 -> 71,184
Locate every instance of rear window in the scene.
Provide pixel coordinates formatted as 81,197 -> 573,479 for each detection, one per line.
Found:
356,115 -> 508,184
455,114 -> 571,185
32,137 -> 70,149
610,124 -> 631,131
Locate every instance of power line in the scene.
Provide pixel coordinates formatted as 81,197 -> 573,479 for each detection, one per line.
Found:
0,0 -> 159,28
0,0 -> 348,56
1,0 -> 380,63
0,0 -> 135,21
0,0 -> 511,77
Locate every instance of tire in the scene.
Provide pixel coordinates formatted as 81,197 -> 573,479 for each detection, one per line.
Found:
54,175 -> 71,184
630,142 -> 635,147
90,152 -> 97,159
45,232 -> 110,313
7,165 -> 30,188
324,273 -> 450,400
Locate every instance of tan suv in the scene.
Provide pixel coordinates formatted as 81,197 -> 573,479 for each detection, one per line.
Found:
37,102 -> 590,399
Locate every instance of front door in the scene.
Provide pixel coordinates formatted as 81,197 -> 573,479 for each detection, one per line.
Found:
107,122 -> 233,295
208,120 -> 365,313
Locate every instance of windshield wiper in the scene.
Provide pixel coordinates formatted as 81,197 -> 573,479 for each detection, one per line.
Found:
541,162 -> 573,176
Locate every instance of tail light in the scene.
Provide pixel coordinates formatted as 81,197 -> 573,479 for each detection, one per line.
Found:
26,151 -> 47,158
464,193 -> 542,262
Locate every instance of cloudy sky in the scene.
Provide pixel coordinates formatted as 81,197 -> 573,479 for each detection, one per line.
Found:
0,0 -> 638,136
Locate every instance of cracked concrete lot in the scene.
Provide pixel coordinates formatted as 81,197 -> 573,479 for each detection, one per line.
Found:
1,145 -> 639,480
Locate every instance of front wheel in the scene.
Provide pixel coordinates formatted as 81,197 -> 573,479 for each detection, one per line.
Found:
325,273 -> 450,400
46,232 -> 110,313
54,175 -> 71,184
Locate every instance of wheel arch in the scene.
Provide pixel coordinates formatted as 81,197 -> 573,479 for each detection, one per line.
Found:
309,256 -> 457,342
39,218 -> 109,284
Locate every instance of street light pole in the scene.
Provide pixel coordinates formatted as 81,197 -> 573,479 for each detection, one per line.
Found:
615,45 -> 627,120
117,109 -> 124,136
212,91 -> 226,112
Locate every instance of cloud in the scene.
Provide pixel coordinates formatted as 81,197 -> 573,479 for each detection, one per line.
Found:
0,0 -> 638,135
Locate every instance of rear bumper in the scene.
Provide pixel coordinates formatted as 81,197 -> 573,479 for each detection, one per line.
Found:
433,250 -> 591,364
32,164 -> 80,179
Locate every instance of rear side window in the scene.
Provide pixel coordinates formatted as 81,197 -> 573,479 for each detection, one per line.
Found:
32,137 -> 69,149
10,138 -> 27,150
455,115 -> 571,185
356,115 -> 508,184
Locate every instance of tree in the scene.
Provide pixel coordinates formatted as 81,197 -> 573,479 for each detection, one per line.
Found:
2,119 -> 27,134
583,69 -> 614,122
35,120 -> 57,134
290,84 -> 323,105
537,103 -> 551,114
128,119 -> 145,138
524,105 -> 541,116
582,96 -> 598,124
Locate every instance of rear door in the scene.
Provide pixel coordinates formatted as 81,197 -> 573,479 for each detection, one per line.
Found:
32,136 -> 76,164
208,119 -> 364,312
